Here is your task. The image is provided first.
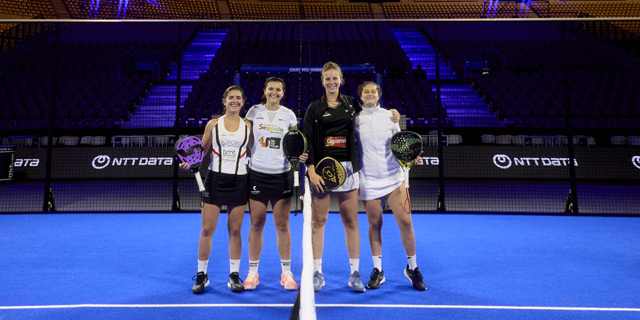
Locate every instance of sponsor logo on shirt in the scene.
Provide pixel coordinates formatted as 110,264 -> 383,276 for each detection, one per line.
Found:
324,136 -> 347,148
258,124 -> 285,133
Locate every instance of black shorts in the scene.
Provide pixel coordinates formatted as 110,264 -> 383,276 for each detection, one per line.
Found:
248,168 -> 294,201
202,170 -> 248,207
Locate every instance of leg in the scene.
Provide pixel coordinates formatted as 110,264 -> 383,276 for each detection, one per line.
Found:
248,199 -> 268,261
227,204 -> 246,260
272,197 -> 293,260
363,199 -> 384,257
336,190 -> 360,259
199,203 -> 222,260
386,185 -> 416,256
311,192 -> 331,260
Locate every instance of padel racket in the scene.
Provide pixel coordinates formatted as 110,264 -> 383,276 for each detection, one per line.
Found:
315,157 -> 346,192
175,136 -> 205,192
282,129 -> 308,187
390,131 -> 423,214
390,131 -> 423,169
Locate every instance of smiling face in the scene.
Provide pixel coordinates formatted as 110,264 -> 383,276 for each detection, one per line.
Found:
322,69 -> 342,95
263,81 -> 284,105
223,89 -> 245,114
359,83 -> 380,108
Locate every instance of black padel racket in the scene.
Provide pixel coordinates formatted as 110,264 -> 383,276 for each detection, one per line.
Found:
282,129 -> 308,187
315,157 -> 346,192
390,131 -> 423,169
175,136 -> 205,192
390,131 -> 423,214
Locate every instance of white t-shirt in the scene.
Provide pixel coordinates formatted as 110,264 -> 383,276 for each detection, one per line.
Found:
208,115 -> 249,175
246,104 -> 298,174
355,105 -> 405,200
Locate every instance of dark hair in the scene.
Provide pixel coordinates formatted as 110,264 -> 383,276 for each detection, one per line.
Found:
260,77 -> 286,105
357,81 -> 382,98
222,85 -> 246,101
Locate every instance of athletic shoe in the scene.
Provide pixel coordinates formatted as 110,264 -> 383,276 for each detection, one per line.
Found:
348,271 -> 366,293
227,272 -> 244,292
313,271 -> 325,292
404,265 -> 427,291
280,271 -> 299,291
192,272 -> 209,294
243,272 -> 259,291
367,268 -> 385,289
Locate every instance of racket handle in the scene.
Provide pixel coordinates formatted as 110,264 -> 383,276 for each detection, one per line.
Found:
403,167 -> 410,189
293,169 -> 299,187
195,172 -> 205,192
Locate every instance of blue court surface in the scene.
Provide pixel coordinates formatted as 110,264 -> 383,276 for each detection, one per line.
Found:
1,212 -> 639,319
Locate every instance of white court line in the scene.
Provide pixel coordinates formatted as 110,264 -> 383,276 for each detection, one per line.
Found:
1,304 -> 639,312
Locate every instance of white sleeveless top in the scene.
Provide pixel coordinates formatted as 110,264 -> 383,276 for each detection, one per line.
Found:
246,104 -> 298,174
208,116 -> 249,175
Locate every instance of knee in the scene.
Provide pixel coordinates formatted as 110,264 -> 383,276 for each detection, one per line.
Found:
201,226 -> 215,238
228,227 -> 242,238
312,215 -> 328,229
251,216 -> 266,230
369,220 -> 382,232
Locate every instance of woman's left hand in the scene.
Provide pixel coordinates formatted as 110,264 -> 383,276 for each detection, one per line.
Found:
390,109 -> 400,123
299,152 -> 308,163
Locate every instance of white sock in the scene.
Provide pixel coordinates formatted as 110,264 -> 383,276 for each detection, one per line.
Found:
281,259 -> 291,273
314,259 -> 322,273
407,255 -> 417,270
230,259 -> 241,274
249,260 -> 259,274
372,255 -> 382,271
349,258 -> 360,274
198,259 -> 209,274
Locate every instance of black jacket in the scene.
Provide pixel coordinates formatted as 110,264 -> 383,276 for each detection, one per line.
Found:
302,93 -> 362,172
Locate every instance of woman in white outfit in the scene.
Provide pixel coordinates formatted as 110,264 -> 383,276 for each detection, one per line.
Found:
243,77 -> 307,291
355,81 -> 426,291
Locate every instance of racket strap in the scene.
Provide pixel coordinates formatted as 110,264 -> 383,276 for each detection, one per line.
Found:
404,188 -> 411,215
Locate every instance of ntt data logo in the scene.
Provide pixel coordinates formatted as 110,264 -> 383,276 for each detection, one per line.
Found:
92,155 -> 111,169
92,155 -> 173,170
632,156 -> 640,169
493,154 -> 578,170
493,154 -> 512,169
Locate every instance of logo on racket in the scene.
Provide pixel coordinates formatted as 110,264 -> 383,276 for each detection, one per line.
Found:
493,154 -> 512,169
92,155 -> 111,169
322,166 -> 338,183
632,156 -> 640,169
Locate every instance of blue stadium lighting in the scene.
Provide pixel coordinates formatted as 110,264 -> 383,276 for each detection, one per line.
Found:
88,0 -> 161,18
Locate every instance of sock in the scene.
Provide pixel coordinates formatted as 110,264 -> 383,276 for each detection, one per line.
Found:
372,255 -> 382,271
198,259 -> 209,274
249,260 -> 259,274
314,259 -> 322,273
407,255 -> 417,270
349,258 -> 360,274
230,259 -> 241,274
281,259 -> 291,273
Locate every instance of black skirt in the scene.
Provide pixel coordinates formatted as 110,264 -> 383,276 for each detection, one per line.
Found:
202,170 -> 248,207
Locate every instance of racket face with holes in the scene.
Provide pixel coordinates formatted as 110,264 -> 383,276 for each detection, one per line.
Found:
175,136 -> 205,166
315,157 -> 346,191
282,130 -> 307,164
390,131 -> 423,168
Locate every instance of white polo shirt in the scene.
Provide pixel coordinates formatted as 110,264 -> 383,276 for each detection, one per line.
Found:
246,104 -> 298,174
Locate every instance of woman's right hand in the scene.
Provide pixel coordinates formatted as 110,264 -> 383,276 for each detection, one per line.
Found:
179,162 -> 191,171
308,171 -> 325,193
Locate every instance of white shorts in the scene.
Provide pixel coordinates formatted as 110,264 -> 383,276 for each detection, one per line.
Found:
328,161 -> 359,193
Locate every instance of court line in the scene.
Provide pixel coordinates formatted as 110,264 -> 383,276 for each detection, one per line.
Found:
1,303 -> 639,312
